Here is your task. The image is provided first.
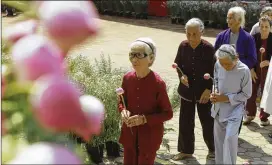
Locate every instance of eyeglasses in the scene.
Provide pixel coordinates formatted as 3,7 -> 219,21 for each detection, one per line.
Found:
129,52 -> 148,59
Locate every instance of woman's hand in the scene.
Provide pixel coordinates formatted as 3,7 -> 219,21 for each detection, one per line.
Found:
180,75 -> 189,87
126,115 -> 146,127
199,89 -> 211,104
250,68 -> 258,83
210,93 -> 229,103
121,109 -> 131,124
260,60 -> 270,68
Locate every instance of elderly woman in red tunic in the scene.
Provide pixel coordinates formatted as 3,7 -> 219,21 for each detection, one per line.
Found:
118,37 -> 173,165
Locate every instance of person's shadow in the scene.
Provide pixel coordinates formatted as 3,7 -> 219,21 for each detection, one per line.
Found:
245,121 -> 272,144
156,152 -> 215,165
238,138 -> 269,165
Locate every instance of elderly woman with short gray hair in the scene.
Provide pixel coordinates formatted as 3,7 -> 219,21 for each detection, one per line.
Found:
215,6 -> 257,70
173,18 -> 216,160
210,44 -> 252,164
118,37 -> 173,165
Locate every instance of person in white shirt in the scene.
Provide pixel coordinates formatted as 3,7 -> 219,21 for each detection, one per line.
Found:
260,57 -> 272,138
250,6 -> 272,36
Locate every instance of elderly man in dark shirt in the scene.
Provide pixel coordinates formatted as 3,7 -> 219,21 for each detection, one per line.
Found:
172,18 -> 216,160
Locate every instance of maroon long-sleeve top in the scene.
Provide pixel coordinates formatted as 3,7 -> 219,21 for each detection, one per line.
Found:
174,39 -> 216,102
118,71 -> 173,152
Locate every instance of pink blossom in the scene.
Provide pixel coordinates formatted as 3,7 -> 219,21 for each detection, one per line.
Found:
38,1 -> 99,54
116,87 -> 124,95
12,34 -> 65,82
203,73 -> 211,80
242,161 -> 251,165
30,74 -> 86,132
172,63 -> 178,69
8,142 -> 82,164
260,47 -> 265,54
75,95 -> 105,141
3,20 -> 38,44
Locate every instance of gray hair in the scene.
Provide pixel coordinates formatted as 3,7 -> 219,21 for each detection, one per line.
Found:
185,18 -> 204,33
228,6 -> 246,28
129,37 -> 156,56
260,6 -> 272,17
215,44 -> 238,61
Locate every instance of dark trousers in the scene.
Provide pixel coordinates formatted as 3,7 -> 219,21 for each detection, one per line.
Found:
246,68 -> 270,121
178,98 -> 215,154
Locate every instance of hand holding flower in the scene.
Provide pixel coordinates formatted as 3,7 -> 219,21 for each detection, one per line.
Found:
210,93 -> 229,103
121,109 -> 131,124
260,60 -> 270,68
180,75 -> 189,87
126,115 -> 146,127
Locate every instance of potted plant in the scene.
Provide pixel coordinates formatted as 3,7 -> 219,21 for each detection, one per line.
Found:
244,2 -> 261,31
180,1 -> 192,24
91,58 -> 125,158
132,0 -> 148,19
198,1 -> 212,26
167,0 -> 180,24
122,0 -> 134,18
85,136 -> 105,164
67,54 -> 126,163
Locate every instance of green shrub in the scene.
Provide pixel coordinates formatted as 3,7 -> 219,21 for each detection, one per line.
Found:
67,54 -> 180,152
67,54 -> 127,147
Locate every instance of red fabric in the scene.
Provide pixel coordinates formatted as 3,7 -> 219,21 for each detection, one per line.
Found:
148,0 -> 168,17
118,71 -> 173,154
123,146 -> 156,165
246,38 -> 270,120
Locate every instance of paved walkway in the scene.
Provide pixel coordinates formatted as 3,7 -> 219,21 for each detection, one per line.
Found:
158,111 -> 272,164
2,15 -> 272,164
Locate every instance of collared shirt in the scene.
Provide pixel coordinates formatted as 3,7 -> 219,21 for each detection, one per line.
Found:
118,71 -> 173,151
211,61 -> 252,122
174,39 -> 216,102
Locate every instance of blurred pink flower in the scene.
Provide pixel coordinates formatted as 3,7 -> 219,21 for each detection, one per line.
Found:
75,95 -> 105,141
12,34 -> 65,82
3,20 -> 38,44
38,1 -> 99,54
8,142 -> 82,164
30,74 -> 86,132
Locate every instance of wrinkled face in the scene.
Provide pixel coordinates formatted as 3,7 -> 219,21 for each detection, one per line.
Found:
129,47 -> 153,71
260,20 -> 271,36
218,57 -> 238,71
186,26 -> 202,48
227,12 -> 241,29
